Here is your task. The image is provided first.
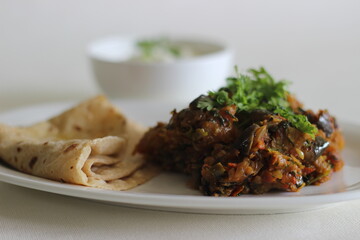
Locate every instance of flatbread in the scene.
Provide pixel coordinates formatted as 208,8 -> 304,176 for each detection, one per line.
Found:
0,96 -> 159,190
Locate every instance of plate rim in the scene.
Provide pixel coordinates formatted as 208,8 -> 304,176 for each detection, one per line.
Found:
0,163 -> 360,210
0,100 -> 359,214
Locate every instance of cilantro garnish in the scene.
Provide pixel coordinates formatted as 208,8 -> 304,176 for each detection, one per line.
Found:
197,66 -> 318,138
136,38 -> 181,61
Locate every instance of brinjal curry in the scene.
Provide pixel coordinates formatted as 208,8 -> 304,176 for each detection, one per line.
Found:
135,67 -> 345,196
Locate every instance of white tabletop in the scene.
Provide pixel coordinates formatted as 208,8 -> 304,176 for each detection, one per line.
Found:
1,180 -> 360,240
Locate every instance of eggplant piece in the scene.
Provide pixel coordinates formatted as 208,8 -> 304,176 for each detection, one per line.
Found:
313,136 -> 330,158
304,136 -> 330,162
317,112 -> 334,137
304,110 -> 334,138
268,121 -> 296,152
249,109 -> 273,122
237,124 -> 259,156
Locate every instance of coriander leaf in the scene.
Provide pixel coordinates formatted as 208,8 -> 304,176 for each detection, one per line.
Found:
196,95 -> 215,111
273,107 -> 318,138
136,38 -> 182,61
195,66 -> 318,138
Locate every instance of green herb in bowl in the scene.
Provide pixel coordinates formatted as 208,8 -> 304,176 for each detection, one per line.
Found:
133,38 -> 194,62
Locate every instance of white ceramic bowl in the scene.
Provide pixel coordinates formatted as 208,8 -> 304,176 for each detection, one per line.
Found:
88,36 -> 233,101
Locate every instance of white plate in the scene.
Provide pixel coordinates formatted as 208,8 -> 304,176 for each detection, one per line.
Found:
0,100 -> 359,215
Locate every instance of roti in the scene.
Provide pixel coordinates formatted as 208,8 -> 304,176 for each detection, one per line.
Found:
0,96 -> 159,190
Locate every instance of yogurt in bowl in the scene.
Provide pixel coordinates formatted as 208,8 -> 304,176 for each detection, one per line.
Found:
88,36 -> 233,101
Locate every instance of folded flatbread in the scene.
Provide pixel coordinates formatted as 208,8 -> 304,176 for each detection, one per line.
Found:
0,96 -> 159,190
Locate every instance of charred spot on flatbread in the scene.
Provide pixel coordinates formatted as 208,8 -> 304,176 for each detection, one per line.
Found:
29,156 -> 38,169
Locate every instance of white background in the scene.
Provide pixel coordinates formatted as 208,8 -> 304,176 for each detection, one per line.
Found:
0,0 -> 359,122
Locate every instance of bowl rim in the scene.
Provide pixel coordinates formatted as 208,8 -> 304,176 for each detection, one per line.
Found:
87,35 -> 234,66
